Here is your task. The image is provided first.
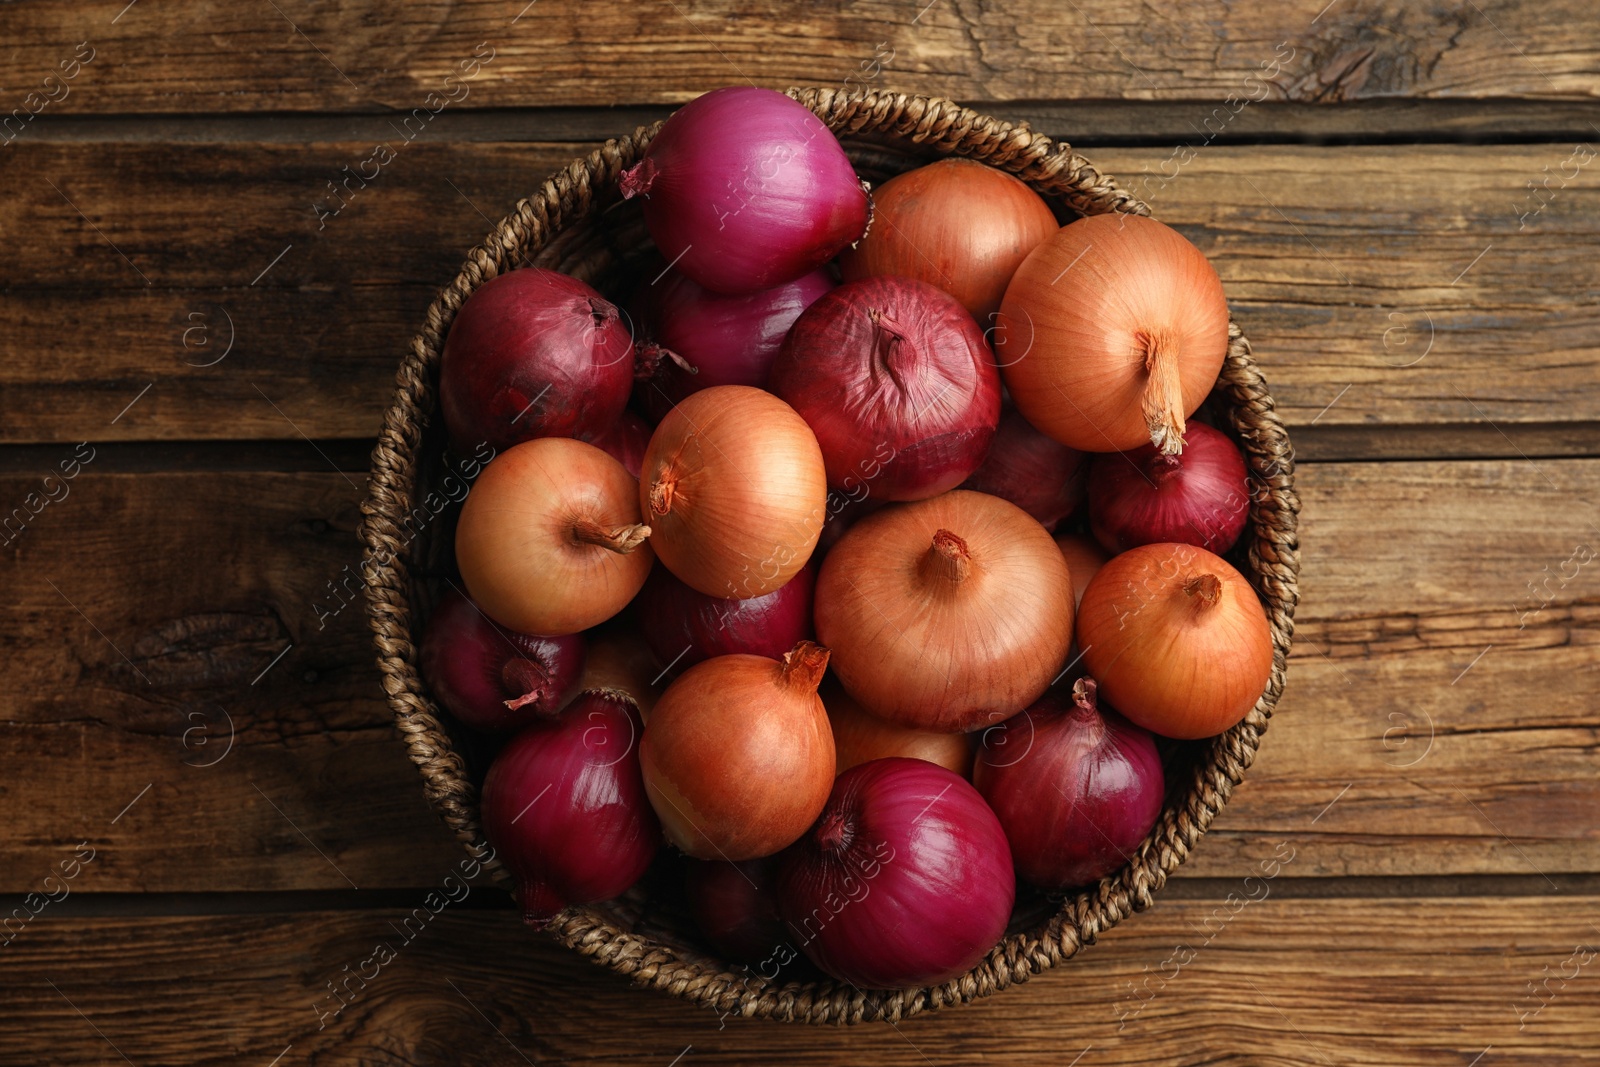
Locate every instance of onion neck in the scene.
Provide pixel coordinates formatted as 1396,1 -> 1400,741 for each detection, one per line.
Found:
1183,573 -> 1223,611
1138,326 -> 1187,456
922,529 -> 972,584
618,158 -> 657,199
1068,677 -> 1109,745
779,640 -> 831,693
815,808 -> 855,853
648,474 -> 677,518
1146,452 -> 1184,482
868,307 -> 916,390
501,658 -> 554,714
570,519 -> 651,554
634,342 -> 696,382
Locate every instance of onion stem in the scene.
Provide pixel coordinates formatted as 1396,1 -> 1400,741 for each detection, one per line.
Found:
815,808 -> 855,853
1183,572 -> 1222,608
571,519 -> 651,554
648,475 -> 677,517
780,640 -> 832,692
923,528 -> 972,584
618,158 -> 657,199
501,658 -> 554,713
1139,326 -> 1187,456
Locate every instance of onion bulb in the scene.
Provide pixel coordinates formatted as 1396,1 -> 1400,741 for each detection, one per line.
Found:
769,276 -> 1002,502
1077,542 -> 1273,739
569,624 -> 664,721
1087,420 -> 1250,555
480,691 -> 660,925
960,404 -> 1086,531
419,588 -> 586,733
640,385 -> 827,599
996,214 -> 1229,455
620,87 -> 869,295
974,677 -> 1164,889
634,562 -> 814,677
640,641 -> 835,860
439,268 -> 634,453
815,489 -> 1074,732
839,158 -> 1058,323
456,438 -> 653,635
823,680 -> 973,778
684,856 -> 786,965
777,758 -> 1014,989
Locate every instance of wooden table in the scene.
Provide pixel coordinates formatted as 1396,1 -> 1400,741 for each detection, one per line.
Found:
4,2 -> 1598,1063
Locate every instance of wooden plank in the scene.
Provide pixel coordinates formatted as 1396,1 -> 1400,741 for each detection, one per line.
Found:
1,458 -> 1597,889
1,1 -> 1598,115
0,469 -> 465,892
1,896 -> 1596,1064
4,141 -> 1600,445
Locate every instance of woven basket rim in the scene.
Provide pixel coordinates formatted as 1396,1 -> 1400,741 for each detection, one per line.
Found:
358,87 -> 1302,1026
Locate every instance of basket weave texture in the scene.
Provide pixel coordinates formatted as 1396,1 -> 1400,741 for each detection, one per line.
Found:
358,88 -> 1302,1025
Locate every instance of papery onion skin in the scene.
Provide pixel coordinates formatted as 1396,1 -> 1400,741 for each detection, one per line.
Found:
635,562 -> 814,678
1054,532 -> 1110,609
816,489 -> 1074,732
456,438 -> 653,636
823,680 -> 973,779
633,267 -> 835,422
641,642 -> 835,860
770,276 -> 1002,502
620,87 -> 869,295
581,410 -> 653,479
777,758 -> 1015,989
419,588 -> 586,733
961,405 -> 1086,531
996,214 -> 1229,455
975,678 -> 1164,889
440,268 -> 634,453
685,856 -> 787,965
1088,420 -> 1249,555
1077,542 -> 1273,740
641,385 -> 827,600
480,692 -> 660,925
839,158 -> 1058,323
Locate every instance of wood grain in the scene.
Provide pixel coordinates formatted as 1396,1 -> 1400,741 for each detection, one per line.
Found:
2,896 -> 1597,1065
5,141 -> 1600,444
2,0 -> 1597,115
2,459 -> 1596,890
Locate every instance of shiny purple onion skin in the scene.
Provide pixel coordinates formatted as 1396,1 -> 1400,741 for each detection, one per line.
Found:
973,687 -> 1164,889
620,87 -> 868,295
961,405 -> 1086,532
770,277 -> 1002,502
1087,420 -> 1250,555
778,758 -> 1015,989
633,266 -> 835,421
419,588 -> 587,734
635,563 -> 815,675
439,268 -> 635,453
685,856 -> 787,965
480,693 -> 661,925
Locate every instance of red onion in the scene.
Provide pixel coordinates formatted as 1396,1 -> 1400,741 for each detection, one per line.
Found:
620,87 -> 869,295
439,268 -> 634,452
770,277 -> 1002,501
480,692 -> 660,925
961,406 -> 1086,531
1088,420 -> 1250,555
974,678 -> 1164,889
777,758 -> 1015,989
581,409 -> 652,478
685,857 -> 786,965
419,588 -> 586,733
634,266 -> 834,421
634,562 -> 814,677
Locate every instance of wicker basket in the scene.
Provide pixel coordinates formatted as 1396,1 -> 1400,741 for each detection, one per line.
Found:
358,88 -> 1301,1025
